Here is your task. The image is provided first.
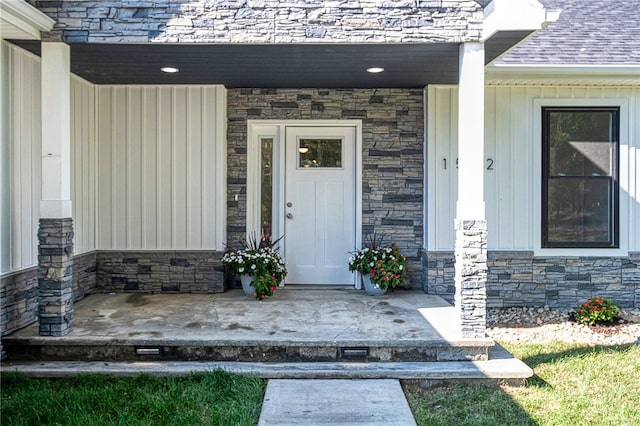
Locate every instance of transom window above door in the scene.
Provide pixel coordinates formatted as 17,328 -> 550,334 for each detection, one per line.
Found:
541,107 -> 620,248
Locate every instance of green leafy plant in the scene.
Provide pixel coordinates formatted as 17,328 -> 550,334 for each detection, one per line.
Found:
575,296 -> 619,326
239,231 -> 283,251
348,234 -> 407,291
223,233 -> 287,300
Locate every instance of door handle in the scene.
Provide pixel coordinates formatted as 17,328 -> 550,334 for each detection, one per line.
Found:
286,213 -> 293,219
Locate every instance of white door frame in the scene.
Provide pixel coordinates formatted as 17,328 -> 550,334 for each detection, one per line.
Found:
246,119 -> 363,286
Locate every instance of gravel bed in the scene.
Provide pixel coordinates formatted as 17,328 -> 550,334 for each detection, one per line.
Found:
487,307 -> 640,346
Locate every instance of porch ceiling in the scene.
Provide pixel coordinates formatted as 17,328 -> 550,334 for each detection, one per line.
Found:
13,41 -> 465,88
12,31 -> 529,88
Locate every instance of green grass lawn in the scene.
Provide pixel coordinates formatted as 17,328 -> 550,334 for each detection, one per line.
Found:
405,342 -> 640,426
2,343 -> 639,426
1,370 -> 266,426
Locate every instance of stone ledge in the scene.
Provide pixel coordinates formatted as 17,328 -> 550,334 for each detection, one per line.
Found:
0,266 -> 39,280
488,250 -> 534,259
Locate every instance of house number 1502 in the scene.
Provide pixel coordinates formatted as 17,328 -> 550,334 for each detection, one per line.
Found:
442,158 -> 495,170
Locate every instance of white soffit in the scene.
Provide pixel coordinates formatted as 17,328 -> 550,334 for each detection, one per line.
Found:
0,0 -> 55,40
483,0 -> 561,40
486,64 -> 640,86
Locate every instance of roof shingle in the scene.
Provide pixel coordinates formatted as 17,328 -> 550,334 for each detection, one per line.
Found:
497,0 -> 640,65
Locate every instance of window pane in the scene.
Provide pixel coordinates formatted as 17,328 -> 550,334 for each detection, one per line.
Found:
543,107 -> 619,248
547,178 -> 611,244
549,111 -> 614,176
260,138 -> 273,236
298,138 -> 342,168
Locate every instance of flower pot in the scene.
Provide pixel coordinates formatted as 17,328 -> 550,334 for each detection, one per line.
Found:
240,274 -> 255,297
362,275 -> 386,296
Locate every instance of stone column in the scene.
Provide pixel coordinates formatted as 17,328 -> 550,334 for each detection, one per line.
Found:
38,218 -> 74,336
38,42 -> 74,336
454,220 -> 487,337
455,42 -> 487,338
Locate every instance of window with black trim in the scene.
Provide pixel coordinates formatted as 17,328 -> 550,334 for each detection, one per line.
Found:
542,107 -> 619,248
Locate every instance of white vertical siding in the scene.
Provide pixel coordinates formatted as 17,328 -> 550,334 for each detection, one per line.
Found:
426,86 -> 458,250
71,75 -> 96,254
627,88 -> 640,252
485,85 -> 534,250
95,85 -> 226,250
1,45 -> 42,273
427,84 -> 640,252
1,45 -> 98,272
0,42 -> 9,273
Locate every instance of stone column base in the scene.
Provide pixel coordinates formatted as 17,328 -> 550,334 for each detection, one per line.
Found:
454,219 -> 488,338
38,218 -> 74,336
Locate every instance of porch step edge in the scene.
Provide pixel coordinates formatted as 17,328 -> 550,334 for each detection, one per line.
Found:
1,347 -> 532,380
2,337 -> 495,347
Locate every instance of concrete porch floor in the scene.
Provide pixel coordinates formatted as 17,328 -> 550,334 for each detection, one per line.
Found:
2,288 -> 534,381
5,288 -> 488,348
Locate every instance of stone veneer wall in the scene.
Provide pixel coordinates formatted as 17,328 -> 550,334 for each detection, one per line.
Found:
1,252 -> 99,338
227,88 -> 424,288
422,250 -> 640,309
30,1 -> 483,43
1,249 -> 223,339
0,268 -> 39,337
96,251 -> 225,293
73,252 -> 97,300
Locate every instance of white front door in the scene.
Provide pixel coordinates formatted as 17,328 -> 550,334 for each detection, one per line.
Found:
284,126 -> 356,285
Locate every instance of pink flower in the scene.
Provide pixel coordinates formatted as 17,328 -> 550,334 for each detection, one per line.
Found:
370,270 -> 376,277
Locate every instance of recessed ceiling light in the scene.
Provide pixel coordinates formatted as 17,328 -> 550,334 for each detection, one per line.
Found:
366,67 -> 385,73
161,66 -> 179,73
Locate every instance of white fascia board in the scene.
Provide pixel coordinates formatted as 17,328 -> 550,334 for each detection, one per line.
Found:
486,64 -> 640,85
488,63 -> 640,75
0,0 -> 55,40
483,0 -> 560,40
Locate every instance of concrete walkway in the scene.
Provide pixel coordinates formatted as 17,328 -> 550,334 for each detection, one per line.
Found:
259,379 -> 417,426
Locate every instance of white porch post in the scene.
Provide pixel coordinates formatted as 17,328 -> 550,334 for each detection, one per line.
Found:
38,42 -> 74,336
455,42 -> 488,338
41,42 -> 72,218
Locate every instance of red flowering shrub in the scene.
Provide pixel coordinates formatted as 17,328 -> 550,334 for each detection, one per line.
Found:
575,297 -> 619,326
251,274 -> 280,300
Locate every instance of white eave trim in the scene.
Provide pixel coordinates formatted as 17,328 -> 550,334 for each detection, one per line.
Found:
483,0 -> 560,40
486,64 -> 640,86
1,0 -> 55,40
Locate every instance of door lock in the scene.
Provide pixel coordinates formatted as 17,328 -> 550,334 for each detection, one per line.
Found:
286,213 -> 293,219
286,202 -> 293,207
